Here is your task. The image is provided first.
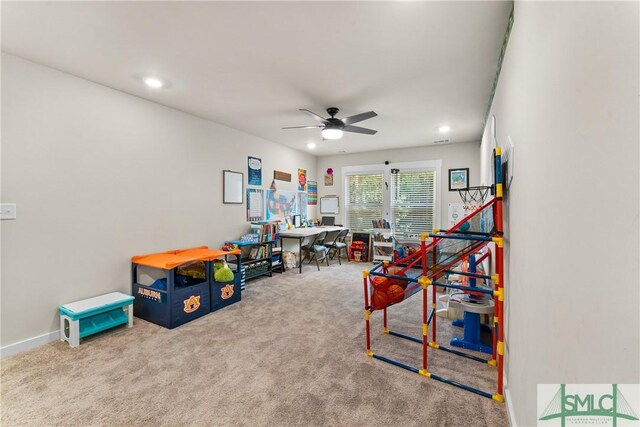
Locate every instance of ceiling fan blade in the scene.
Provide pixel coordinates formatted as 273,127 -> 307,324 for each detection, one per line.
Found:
300,109 -> 329,124
341,111 -> 377,126
282,125 -> 324,129
343,125 -> 377,135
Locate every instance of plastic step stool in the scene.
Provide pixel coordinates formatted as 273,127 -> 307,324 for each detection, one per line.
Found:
59,292 -> 134,347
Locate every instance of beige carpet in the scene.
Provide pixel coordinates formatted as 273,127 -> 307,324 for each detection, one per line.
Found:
1,262 -> 508,426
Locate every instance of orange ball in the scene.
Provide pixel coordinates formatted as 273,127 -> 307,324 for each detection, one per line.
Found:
371,276 -> 388,289
372,290 -> 388,309
387,268 -> 408,290
387,285 -> 405,304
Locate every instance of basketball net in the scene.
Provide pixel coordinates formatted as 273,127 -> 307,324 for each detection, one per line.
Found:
458,186 -> 492,211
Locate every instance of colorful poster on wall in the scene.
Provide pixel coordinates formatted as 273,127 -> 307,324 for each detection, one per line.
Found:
307,181 -> 317,205
247,189 -> 264,222
297,168 -> 307,191
248,156 -> 262,186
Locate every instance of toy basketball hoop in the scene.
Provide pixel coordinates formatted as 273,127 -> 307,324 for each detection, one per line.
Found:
458,186 -> 492,210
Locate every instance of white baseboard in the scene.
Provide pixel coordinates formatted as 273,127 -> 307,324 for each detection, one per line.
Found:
0,330 -> 60,359
505,386 -> 518,427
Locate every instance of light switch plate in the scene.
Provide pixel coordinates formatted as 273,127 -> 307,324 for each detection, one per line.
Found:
0,203 -> 17,220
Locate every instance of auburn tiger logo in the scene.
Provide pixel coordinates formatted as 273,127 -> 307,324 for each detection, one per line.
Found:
221,284 -> 234,300
183,295 -> 201,313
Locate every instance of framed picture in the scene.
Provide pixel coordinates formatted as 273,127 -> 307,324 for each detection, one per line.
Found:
223,170 -> 244,204
448,168 -> 469,191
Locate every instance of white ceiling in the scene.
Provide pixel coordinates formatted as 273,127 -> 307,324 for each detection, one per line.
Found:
2,1 -> 512,156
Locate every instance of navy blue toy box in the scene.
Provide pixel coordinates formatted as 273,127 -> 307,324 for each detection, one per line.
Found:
131,247 -> 241,329
210,271 -> 242,312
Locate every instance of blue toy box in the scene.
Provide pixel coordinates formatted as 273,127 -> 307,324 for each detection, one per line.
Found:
131,247 -> 241,329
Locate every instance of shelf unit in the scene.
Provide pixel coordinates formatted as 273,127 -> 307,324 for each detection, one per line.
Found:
226,239 -> 281,283
372,228 -> 395,263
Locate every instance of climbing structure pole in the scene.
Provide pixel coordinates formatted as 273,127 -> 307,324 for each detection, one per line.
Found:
493,147 -> 505,401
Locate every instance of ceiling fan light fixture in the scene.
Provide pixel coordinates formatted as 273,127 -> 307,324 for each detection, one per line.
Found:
322,127 -> 343,140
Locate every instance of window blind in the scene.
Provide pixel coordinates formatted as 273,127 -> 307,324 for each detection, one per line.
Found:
390,170 -> 436,239
345,173 -> 383,231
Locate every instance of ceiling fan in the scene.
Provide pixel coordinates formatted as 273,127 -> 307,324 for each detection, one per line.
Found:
283,107 -> 377,140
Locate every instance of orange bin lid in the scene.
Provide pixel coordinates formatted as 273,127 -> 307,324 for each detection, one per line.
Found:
131,246 -> 241,270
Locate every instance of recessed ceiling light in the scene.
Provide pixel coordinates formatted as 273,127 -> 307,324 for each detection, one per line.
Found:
143,77 -> 164,88
307,143 -> 316,149
439,125 -> 451,133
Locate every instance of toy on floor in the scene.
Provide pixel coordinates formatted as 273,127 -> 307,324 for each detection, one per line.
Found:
361,147 -> 506,403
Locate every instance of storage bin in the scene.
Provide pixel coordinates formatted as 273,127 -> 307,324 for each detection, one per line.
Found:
131,246 -> 241,329
245,260 -> 269,280
132,263 -> 210,329
210,271 -> 242,312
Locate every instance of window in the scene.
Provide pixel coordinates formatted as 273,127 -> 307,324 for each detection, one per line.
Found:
345,173 -> 383,232
390,170 -> 436,239
343,161 -> 441,239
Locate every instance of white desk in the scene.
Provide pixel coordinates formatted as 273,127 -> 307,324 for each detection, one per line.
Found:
280,226 -> 345,273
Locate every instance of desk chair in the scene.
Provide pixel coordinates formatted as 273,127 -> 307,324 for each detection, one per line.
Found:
325,229 -> 349,265
301,231 -> 330,271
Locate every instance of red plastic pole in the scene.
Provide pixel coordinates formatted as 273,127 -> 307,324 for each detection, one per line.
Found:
496,244 -> 504,395
490,240 -> 496,362
492,268 -> 498,361
495,198 -> 504,397
489,250 -> 497,361
432,279 -> 437,343
383,307 -> 387,332
363,274 -> 371,353
422,237 -> 427,277
421,236 -> 428,371
422,281 -> 428,372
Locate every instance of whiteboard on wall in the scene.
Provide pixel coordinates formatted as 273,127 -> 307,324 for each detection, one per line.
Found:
320,196 -> 339,214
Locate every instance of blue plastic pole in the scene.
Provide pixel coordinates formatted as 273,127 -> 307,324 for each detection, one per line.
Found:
443,270 -> 492,281
430,233 -> 494,242
433,344 -> 491,364
431,281 -> 494,295
369,271 -> 419,283
430,373 -> 493,399
370,262 -> 385,273
372,354 -> 420,374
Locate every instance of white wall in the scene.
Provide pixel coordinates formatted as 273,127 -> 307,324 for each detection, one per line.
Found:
0,54 -> 317,349
480,2 -> 639,425
317,142 -> 480,228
